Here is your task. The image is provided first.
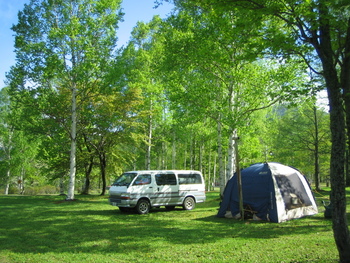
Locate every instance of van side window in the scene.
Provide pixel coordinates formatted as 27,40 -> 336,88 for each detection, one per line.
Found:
155,173 -> 177,185
178,173 -> 202,184
133,174 -> 151,185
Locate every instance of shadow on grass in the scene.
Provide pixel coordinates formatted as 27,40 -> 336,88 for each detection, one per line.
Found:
0,194 -> 336,256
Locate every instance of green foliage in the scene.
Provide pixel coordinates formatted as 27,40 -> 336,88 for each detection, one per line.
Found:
266,101 -> 331,181
6,0 -> 150,196
1,0 -> 339,202
0,88 -> 42,192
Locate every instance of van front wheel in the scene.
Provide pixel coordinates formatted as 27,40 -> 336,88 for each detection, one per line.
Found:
136,199 -> 150,214
183,197 -> 195,210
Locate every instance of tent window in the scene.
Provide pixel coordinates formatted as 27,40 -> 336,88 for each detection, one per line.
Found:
275,173 -> 312,210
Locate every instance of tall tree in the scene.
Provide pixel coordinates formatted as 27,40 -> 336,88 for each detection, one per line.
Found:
268,101 -> 331,189
79,82 -> 144,195
159,8 -> 310,194
8,0 -> 123,200
0,88 -> 40,195
167,0 -> 350,260
128,17 -> 170,170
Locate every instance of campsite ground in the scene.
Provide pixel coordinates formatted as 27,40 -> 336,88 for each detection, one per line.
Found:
0,187 -> 343,263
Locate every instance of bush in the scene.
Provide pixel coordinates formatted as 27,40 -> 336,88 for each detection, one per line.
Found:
24,185 -> 58,195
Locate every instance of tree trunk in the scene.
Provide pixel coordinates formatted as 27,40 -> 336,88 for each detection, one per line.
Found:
146,112 -> 152,170
213,154 -> 217,191
81,156 -> 93,195
4,170 -> 10,195
199,141 -> 204,172
67,84 -> 77,201
314,4 -> 350,260
234,136 -> 243,219
226,129 -> 237,182
59,176 -> 65,196
327,74 -> 350,262
340,16 -> 350,188
346,150 -> 350,187
81,134 -> 94,195
217,116 -> 225,197
99,152 -> 107,196
172,131 -> 176,169
313,106 -> 321,191
189,136 -> 194,170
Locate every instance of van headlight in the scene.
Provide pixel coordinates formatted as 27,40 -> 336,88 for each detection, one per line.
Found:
121,193 -> 130,200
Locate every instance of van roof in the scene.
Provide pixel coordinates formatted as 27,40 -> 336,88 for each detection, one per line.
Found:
124,170 -> 202,173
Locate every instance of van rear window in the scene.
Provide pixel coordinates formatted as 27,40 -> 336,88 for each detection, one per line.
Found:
178,173 -> 202,184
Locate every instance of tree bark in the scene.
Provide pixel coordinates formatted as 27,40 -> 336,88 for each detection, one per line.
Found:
315,3 -> 350,260
341,18 -> 350,188
226,129 -> 237,182
172,131 -> 176,169
4,170 -> 10,195
81,156 -> 93,195
217,116 -> 225,197
67,84 -> 77,201
99,151 -> 107,196
313,106 -> 321,191
146,110 -> 152,170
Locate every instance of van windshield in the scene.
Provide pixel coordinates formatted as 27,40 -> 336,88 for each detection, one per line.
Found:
112,173 -> 137,187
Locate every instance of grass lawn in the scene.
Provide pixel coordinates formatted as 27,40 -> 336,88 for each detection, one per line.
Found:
0,188 -> 345,263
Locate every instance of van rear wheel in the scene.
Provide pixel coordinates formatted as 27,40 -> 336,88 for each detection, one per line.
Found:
136,199 -> 150,214
183,197 -> 195,210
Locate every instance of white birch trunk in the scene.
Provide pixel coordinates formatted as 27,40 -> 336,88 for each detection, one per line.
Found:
217,116 -> 226,197
183,145 -> 187,169
213,153 -> 217,191
226,129 -> 237,182
67,85 -> 77,200
172,131 -> 176,169
146,114 -> 152,170
199,142 -> 203,172
146,99 -> 153,170
4,170 -> 10,195
207,150 -> 211,191
190,136 -> 194,170
3,129 -> 13,195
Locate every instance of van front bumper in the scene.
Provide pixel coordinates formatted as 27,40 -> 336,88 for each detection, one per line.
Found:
109,196 -> 135,208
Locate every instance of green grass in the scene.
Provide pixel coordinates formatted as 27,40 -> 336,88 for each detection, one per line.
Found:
0,189 -> 344,263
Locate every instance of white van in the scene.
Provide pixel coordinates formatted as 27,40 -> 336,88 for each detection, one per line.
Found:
108,170 -> 206,214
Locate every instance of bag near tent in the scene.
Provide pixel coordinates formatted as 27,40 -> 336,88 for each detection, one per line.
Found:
217,162 -> 318,223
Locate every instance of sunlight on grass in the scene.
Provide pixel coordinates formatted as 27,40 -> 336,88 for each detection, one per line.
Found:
0,190 -> 343,262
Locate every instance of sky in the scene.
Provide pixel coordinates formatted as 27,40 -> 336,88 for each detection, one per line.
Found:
0,0 -> 174,89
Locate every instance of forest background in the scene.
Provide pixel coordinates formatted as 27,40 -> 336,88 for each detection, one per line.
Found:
0,0 -> 333,198
3,0 -> 350,261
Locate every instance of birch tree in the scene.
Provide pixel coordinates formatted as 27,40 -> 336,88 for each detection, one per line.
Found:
269,102 -> 331,189
128,17 -> 169,170
0,88 -> 40,195
159,8 -> 309,195
171,0 -> 350,260
8,0 -> 123,200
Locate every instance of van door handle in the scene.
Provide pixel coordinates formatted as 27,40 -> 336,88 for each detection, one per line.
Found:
149,187 -> 153,188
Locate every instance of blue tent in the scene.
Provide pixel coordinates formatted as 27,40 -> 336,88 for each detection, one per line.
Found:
217,162 -> 318,223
